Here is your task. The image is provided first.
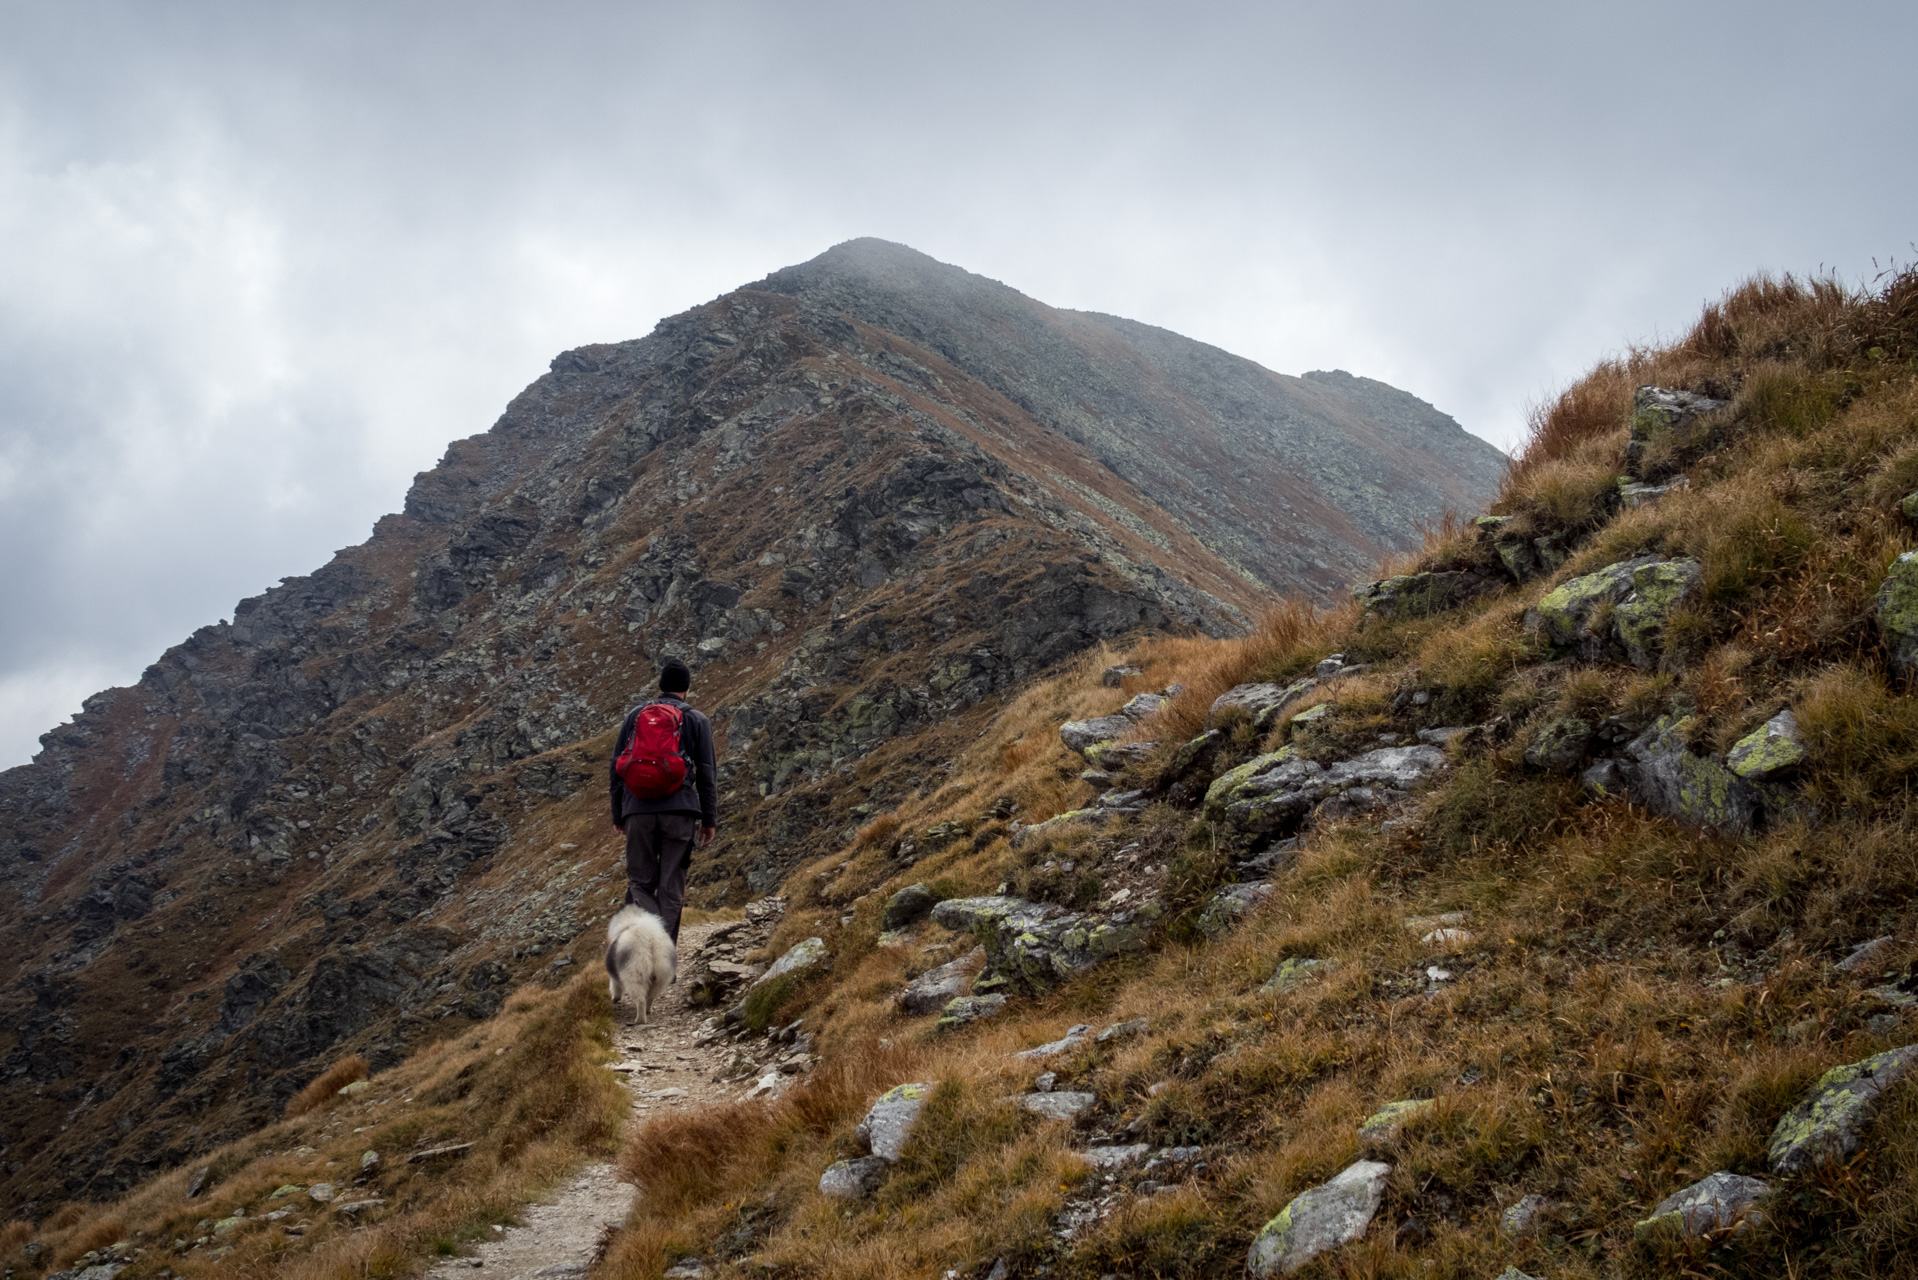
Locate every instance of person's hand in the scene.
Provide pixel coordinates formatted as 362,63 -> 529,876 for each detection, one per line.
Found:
698,825 -> 716,849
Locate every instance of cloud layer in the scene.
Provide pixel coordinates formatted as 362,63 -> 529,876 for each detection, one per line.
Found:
2,0 -> 1913,764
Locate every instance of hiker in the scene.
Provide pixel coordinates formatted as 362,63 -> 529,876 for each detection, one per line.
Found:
608,656 -> 717,944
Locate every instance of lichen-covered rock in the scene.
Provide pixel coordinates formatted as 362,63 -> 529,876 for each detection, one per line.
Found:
1009,807 -> 1108,847
1627,386 -> 1726,477
1120,691 -> 1169,721
1060,714 -> 1135,755
1357,1098 -> 1434,1149
1353,571 -> 1491,621
1524,715 -> 1595,772
1203,745 -> 1446,843
1246,1159 -> 1392,1276
1727,709 -> 1806,780
856,1082 -> 933,1161
1526,556 -> 1701,666
1195,882 -> 1274,938
1612,558 -> 1704,666
1500,1193 -> 1549,1237
1082,740 -> 1157,771
1102,664 -> 1142,687
818,1155 -> 891,1199
1633,1170 -> 1768,1239
898,947 -> 983,1015
929,896 -> 1157,995
1207,679 -> 1318,731
1012,1023 -> 1093,1060
1767,1044 -> 1918,1174
1261,957 -> 1334,995
882,883 -> 939,931
1581,756 -> 1629,798
1877,551 -> 1918,673
935,994 -> 1008,1029
1625,715 -> 1757,836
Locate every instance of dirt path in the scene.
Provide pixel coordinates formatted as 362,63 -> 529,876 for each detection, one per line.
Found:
424,921 -> 760,1279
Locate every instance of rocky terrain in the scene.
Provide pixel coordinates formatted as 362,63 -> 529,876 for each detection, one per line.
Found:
0,238 -> 1504,1218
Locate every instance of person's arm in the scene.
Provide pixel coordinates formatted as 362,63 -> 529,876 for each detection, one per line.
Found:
691,712 -> 719,836
608,709 -> 634,829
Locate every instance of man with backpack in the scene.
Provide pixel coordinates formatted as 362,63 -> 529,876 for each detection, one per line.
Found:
608,656 -> 717,944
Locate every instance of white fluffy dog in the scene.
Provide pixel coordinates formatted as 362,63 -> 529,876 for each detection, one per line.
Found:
604,904 -> 676,1025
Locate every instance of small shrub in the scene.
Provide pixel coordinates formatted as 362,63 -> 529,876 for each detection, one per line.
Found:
284,1054 -> 370,1119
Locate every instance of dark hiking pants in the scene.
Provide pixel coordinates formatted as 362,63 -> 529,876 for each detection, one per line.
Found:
623,812 -> 697,943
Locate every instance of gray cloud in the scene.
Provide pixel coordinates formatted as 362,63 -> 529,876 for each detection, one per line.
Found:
2,0 -> 1913,764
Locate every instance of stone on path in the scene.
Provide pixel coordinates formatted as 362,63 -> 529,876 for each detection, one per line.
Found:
1633,1170 -> 1769,1239
1768,1044 -> 1918,1174
818,1155 -> 891,1199
857,1083 -> 933,1161
1246,1159 -> 1392,1276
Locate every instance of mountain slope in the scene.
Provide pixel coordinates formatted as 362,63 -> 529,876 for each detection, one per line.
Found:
0,242 -> 1502,1216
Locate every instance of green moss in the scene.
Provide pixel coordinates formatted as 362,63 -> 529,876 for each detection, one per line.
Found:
741,971 -> 804,1031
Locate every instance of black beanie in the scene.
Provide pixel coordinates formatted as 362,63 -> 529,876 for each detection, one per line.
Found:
658,657 -> 692,694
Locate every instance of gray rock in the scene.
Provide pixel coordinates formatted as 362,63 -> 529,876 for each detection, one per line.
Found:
1204,744 -> 1446,843
1499,1193 -> 1549,1237
1096,788 -> 1148,811
898,947 -> 984,1014
1096,1017 -> 1148,1043
1246,1158 -> 1392,1276
1009,807 -> 1108,847
1102,664 -> 1142,687
331,1198 -> 385,1216
1836,936 -> 1897,973
1083,739 -> 1157,771
1633,1170 -> 1768,1239
1195,882 -> 1274,938
1121,691 -> 1169,721
1726,709 -> 1806,780
818,1155 -> 892,1198
882,883 -> 939,931
1767,1044 -> 1918,1174
1060,715 -> 1135,755
1624,715 -> 1757,836
1261,957 -> 1334,995
1495,1270 -> 1543,1280
1022,1090 -> 1097,1121
1013,1023 -> 1094,1060
1580,757 -> 1629,798
186,1165 -> 211,1198
935,994 -> 1008,1029
1627,385 -> 1726,476
307,1182 -> 338,1202
1524,715 -> 1595,772
1081,1143 -> 1151,1168
930,896 -> 1157,995
856,1082 -> 934,1161
1619,476 -> 1689,507
754,936 -> 827,987
1352,571 -> 1492,621
1207,679 -> 1318,731
1526,556 -> 1702,667
1414,725 -> 1475,746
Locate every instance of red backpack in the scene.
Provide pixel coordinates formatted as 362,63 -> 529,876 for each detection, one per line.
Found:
615,701 -> 690,799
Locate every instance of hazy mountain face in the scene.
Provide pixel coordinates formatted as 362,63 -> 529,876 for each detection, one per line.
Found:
0,240 -> 1501,1213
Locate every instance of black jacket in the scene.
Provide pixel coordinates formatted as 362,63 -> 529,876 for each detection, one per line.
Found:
608,694 -> 718,828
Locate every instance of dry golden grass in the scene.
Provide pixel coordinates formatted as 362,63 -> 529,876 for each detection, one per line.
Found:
0,1220 -> 31,1254
282,1054 -> 369,1119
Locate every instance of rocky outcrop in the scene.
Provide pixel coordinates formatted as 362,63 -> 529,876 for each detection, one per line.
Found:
1626,386 -> 1726,478
1247,1159 -> 1391,1276
1352,571 -> 1491,621
1767,1045 -> 1918,1174
898,948 -> 983,1015
1621,715 -> 1758,836
1526,556 -> 1702,667
930,896 -> 1157,995
1204,744 -> 1447,845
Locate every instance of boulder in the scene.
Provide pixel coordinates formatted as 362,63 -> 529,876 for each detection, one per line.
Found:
1632,1170 -> 1768,1239
1526,556 -> 1701,666
935,994 -> 1007,1029
1877,551 -> 1918,673
1767,1044 -> 1918,1174
1207,679 -> 1318,731
1204,745 -> 1446,844
1121,691 -> 1169,721
1102,664 -> 1142,688
1195,882 -> 1274,938
1357,1099 -> 1434,1149
1352,571 -> 1492,621
930,896 -> 1157,995
1624,715 -> 1757,836
898,947 -> 983,1015
733,937 -> 828,1029
1246,1159 -> 1392,1276
818,1155 -> 891,1199
882,883 -> 939,931
1009,807 -> 1108,847
1083,740 -> 1157,770
1627,385 -> 1726,476
1726,709 -> 1806,780
1261,957 -> 1334,995
1060,715 -> 1135,755
1022,1090 -> 1097,1121
856,1082 -> 933,1161
1523,715 -> 1595,772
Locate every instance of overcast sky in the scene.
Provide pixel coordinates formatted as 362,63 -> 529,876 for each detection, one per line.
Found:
1,1 -> 1912,767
